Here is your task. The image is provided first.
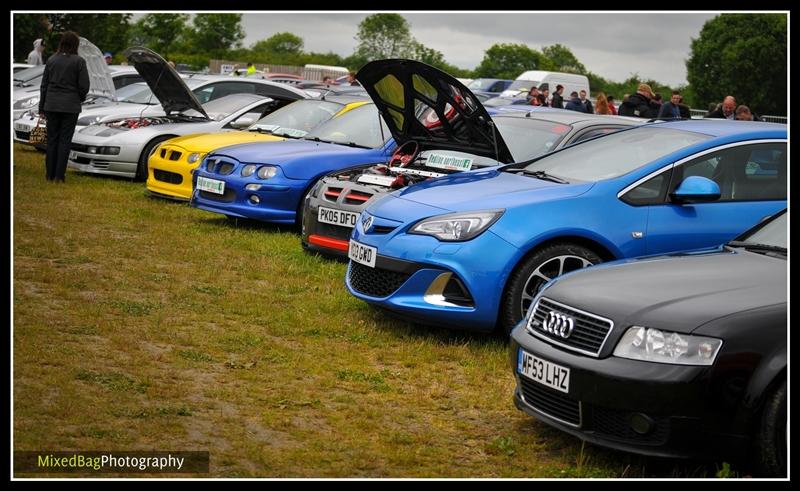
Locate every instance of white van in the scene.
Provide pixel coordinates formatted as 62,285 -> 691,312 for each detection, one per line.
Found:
302,64 -> 350,81
500,70 -> 590,100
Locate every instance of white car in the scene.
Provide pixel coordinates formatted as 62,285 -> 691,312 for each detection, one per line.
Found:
68,47 -> 296,180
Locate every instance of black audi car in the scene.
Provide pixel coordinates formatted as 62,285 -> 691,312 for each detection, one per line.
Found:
510,209 -> 787,476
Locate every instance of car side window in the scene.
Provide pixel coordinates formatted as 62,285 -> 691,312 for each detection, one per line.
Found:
113,74 -> 143,90
227,102 -> 273,127
670,142 -> 786,202
620,169 -> 672,206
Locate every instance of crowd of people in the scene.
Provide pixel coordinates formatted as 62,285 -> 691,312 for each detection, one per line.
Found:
525,81 -> 761,121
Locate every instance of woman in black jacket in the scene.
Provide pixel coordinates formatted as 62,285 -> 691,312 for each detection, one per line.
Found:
38,31 -> 90,182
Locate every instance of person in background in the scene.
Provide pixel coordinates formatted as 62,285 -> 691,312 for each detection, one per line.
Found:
705,96 -> 736,119
27,38 -> 45,65
537,86 -> 550,107
246,62 -> 256,76
103,52 -> 113,65
652,92 -> 663,110
564,91 -> 585,112
527,86 -> 541,106
322,76 -> 335,85
606,95 -> 617,115
657,90 -> 685,119
579,89 -> 593,114
735,105 -> 755,121
347,72 -> 360,86
594,92 -> 613,115
551,84 -> 564,109
39,31 -> 90,183
617,83 -> 659,118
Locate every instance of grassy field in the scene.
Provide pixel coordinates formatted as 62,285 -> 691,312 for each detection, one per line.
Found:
12,144 -> 735,478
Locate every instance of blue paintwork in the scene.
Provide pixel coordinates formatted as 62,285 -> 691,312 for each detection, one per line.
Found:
346,120 -> 787,331
672,175 -> 721,200
190,138 -> 395,224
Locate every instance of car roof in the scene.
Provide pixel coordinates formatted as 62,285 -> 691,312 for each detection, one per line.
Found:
493,108 -> 642,125
651,119 -> 786,138
107,65 -> 139,73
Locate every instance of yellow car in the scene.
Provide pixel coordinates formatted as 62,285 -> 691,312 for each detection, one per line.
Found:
146,96 -> 368,200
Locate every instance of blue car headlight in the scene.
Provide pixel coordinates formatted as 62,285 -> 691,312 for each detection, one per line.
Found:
613,326 -> 723,366
257,165 -> 277,179
241,164 -> 257,177
410,209 -> 504,242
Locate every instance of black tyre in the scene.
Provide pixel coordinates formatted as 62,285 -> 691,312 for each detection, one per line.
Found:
756,379 -> 786,477
136,136 -> 173,182
500,242 -> 602,334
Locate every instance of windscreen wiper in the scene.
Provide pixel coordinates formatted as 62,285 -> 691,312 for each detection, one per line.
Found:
517,169 -> 570,184
726,241 -> 787,255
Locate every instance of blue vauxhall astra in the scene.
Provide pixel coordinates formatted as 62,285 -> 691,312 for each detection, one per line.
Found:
345,120 -> 786,333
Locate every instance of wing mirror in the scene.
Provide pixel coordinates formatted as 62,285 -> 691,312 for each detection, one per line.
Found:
670,176 -> 721,204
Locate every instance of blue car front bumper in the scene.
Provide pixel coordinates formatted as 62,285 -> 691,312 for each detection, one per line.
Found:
344,213 -> 520,332
191,167 -> 308,225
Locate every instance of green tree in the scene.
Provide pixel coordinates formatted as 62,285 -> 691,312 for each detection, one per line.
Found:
185,14 -> 245,59
541,44 -> 586,74
473,43 -> 549,80
354,13 -> 414,61
409,41 -> 469,77
252,32 -> 304,56
46,14 -> 132,61
129,13 -> 189,57
13,13 -> 50,62
686,13 -> 786,116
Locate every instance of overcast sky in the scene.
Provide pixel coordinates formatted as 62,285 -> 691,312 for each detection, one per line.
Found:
128,12 -> 727,86
236,12 -> 720,86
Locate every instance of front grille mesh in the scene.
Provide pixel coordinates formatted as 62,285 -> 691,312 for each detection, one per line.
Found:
199,188 -> 236,202
590,405 -> 670,445
519,377 -> 580,426
530,298 -> 612,355
154,169 -> 183,184
348,261 -> 410,298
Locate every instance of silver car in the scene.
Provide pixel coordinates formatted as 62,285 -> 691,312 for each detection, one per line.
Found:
68,47 -> 296,180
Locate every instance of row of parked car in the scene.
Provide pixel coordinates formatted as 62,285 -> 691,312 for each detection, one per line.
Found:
13,44 -> 787,476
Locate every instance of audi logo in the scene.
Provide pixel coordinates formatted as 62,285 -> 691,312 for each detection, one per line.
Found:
542,311 -> 575,339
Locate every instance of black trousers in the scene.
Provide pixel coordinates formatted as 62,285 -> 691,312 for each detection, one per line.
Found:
44,111 -> 79,182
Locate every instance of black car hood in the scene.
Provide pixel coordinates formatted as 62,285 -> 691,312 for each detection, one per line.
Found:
540,248 -> 787,334
123,47 -> 207,117
356,59 -> 514,163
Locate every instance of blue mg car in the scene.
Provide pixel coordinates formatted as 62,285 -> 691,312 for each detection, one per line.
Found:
345,118 -> 786,333
191,103 -> 394,225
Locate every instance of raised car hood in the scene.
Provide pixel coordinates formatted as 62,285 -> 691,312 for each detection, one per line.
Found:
124,47 -> 207,117
78,37 -> 116,100
541,249 -> 787,334
357,59 -> 514,163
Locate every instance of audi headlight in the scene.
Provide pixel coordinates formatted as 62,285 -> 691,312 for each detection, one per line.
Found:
187,152 -> 202,164
241,164 -> 257,177
257,166 -> 276,179
410,210 -> 504,242
613,326 -> 723,366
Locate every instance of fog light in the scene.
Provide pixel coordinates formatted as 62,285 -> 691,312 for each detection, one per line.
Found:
245,184 -> 262,191
629,413 -> 654,435
249,195 -> 260,204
